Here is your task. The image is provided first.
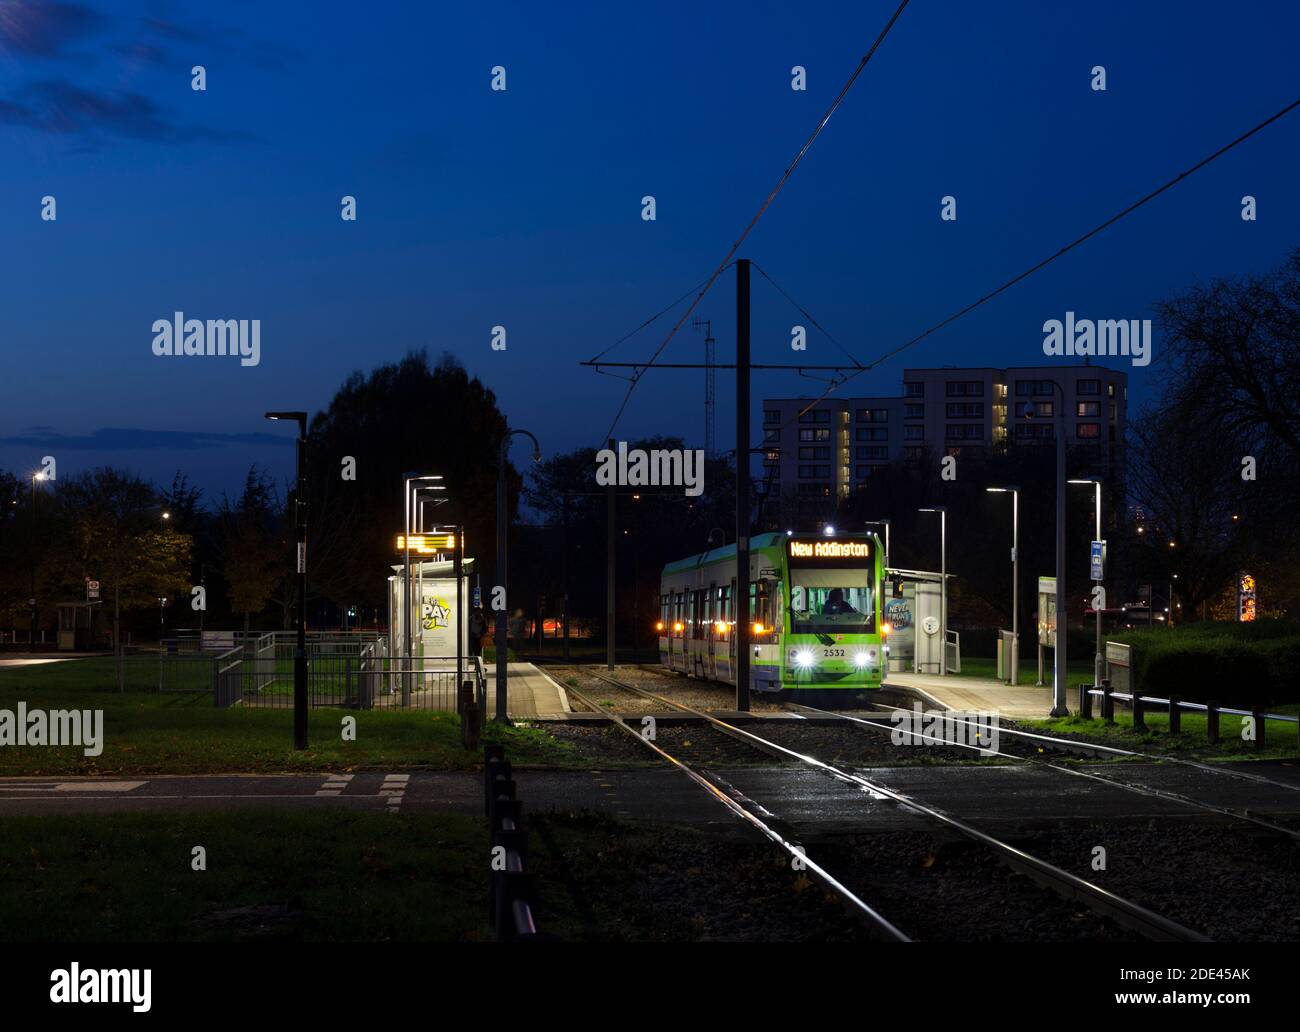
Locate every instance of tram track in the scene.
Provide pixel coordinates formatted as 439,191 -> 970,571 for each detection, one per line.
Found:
788,701 -> 1300,841
561,666 -> 1209,942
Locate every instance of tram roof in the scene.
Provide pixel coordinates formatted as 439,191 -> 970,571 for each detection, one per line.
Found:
662,531 -> 879,576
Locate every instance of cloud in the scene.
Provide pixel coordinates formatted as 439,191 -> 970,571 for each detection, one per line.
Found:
0,79 -> 253,142
0,1 -> 107,57
0,427 -> 289,451
140,16 -> 301,71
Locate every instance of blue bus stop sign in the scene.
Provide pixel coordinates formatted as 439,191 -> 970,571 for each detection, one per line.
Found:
1090,540 -> 1106,582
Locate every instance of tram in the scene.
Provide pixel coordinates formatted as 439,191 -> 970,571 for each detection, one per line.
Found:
657,531 -> 885,701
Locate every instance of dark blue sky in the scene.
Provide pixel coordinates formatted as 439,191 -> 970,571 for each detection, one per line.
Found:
1,0 -> 1296,501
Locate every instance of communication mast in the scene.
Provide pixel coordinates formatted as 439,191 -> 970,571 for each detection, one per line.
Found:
693,317 -> 716,459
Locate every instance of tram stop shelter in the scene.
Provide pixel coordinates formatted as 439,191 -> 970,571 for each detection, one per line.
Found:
881,568 -> 958,675
387,556 -> 474,668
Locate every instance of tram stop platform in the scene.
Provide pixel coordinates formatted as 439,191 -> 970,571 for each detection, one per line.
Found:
503,663 -> 571,720
883,671 -> 1055,721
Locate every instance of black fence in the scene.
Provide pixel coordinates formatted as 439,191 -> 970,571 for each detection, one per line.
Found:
158,632 -> 486,712
1079,680 -> 1299,750
484,744 -> 539,941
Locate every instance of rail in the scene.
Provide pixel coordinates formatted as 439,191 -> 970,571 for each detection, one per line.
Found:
585,670 -> 1208,942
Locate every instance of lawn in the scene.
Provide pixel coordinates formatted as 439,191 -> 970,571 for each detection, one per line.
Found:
956,655 -> 1096,687
0,810 -> 857,942
1023,704 -> 1300,761
0,656 -> 580,775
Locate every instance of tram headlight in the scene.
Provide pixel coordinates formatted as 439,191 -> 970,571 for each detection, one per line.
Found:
794,649 -> 815,669
854,651 -> 871,668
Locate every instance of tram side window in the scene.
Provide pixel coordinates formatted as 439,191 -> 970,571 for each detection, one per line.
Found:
674,592 -> 685,637
688,591 -> 698,638
660,594 -> 669,632
750,581 -> 772,633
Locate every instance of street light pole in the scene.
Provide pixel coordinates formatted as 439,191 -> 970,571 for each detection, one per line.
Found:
1070,478 -> 1104,689
986,486 -> 1019,684
864,519 -> 891,570
918,507 -> 946,676
265,411 -> 309,750
496,429 -> 541,723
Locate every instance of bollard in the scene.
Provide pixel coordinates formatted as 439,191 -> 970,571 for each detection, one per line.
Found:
1206,700 -> 1219,744
1079,683 -> 1093,720
1252,705 -> 1266,751
483,754 -> 510,816
1132,691 -> 1146,731
1100,679 -> 1114,724
1168,695 -> 1181,736
461,680 -> 480,750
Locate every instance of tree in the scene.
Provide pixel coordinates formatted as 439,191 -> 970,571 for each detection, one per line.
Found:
55,469 -> 192,690
1157,248 -> 1300,460
219,468 -> 281,639
305,351 -> 515,619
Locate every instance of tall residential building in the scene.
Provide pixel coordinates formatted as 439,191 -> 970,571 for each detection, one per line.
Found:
760,363 -> 1127,525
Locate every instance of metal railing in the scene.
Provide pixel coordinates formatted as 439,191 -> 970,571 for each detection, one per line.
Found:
157,631 -> 488,711
484,744 -> 539,941
1078,680 -> 1299,749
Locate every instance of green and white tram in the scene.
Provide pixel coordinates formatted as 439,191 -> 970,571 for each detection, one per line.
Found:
657,531 -> 885,701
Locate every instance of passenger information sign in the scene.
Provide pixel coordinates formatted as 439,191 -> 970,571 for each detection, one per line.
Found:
787,538 -> 872,563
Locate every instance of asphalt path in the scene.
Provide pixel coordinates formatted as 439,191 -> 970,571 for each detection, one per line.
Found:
1,763 -> 1298,835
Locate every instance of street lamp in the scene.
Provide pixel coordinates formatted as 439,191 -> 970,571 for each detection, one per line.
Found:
864,519 -> 891,570
401,474 -> 444,702
1069,478 -> 1104,690
986,487 -> 1019,684
918,506 -> 946,676
265,410 -> 309,750
1024,384 -> 1068,716
496,429 -> 542,723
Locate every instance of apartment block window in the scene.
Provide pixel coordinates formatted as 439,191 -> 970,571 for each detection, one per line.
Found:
797,429 -> 833,442
797,483 -> 830,496
798,410 -> 831,424
1109,402 -> 1117,421
763,410 -> 780,423
855,427 -> 888,442
764,448 -> 780,463
1108,383 -> 1116,397
945,424 -> 983,441
855,446 -> 888,460
1078,380 -> 1101,396
763,429 -> 780,442
945,402 -> 984,418
904,425 -> 924,440
1014,423 -> 1055,440
1015,400 -> 1053,418
904,382 -> 924,397
856,407 -> 890,423
855,465 -> 877,479
1077,423 -> 1101,439
945,381 -> 985,397
904,403 -> 924,420
1015,380 -> 1054,397
903,445 -> 925,458
798,446 -> 831,459
1076,401 -> 1100,417
798,465 -> 832,478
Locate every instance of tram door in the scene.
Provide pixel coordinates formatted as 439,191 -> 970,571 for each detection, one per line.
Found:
704,582 -> 717,679
727,577 -> 738,684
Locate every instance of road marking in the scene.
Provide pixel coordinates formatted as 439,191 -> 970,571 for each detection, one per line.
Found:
0,781 -> 144,793
315,773 -> 354,797
381,773 -> 408,813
